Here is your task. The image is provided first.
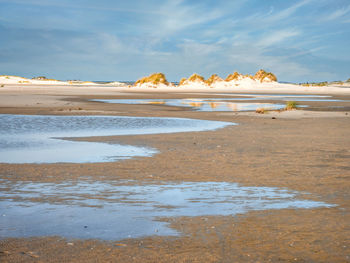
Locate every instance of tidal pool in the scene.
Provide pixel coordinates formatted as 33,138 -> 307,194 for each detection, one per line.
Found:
94,98 -> 287,111
0,114 -> 233,163
213,94 -> 341,102
0,179 -> 333,240
93,94 -> 342,112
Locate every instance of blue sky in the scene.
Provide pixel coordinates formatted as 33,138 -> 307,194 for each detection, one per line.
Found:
0,0 -> 349,82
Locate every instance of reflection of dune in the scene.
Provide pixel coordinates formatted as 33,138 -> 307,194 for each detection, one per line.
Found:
147,101 -> 166,105
209,102 -> 219,109
226,103 -> 238,111
183,99 -> 204,102
188,102 -> 203,108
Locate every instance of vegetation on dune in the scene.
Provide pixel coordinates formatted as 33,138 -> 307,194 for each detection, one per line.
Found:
246,74 -> 255,80
179,78 -> 187,86
331,81 -> 344,85
32,76 -> 48,80
179,73 -> 206,85
300,82 -> 328,87
135,73 -> 169,85
32,76 -> 61,81
206,74 -> 223,85
1,75 -> 26,79
254,69 -> 277,82
225,72 -> 242,82
301,79 -> 350,86
187,73 -> 206,83
285,101 -> 298,110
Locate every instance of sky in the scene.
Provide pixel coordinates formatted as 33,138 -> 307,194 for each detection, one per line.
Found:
0,0 -> 349,82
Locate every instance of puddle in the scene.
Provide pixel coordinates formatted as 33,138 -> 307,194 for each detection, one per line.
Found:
218,94 -> 342,102
93,94 -> 342,111
0,179 -> 333,240
94,99 -> 287,111
0,115 -> 234,163
194,94 -> 343,102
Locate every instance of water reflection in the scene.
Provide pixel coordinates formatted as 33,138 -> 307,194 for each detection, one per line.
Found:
94,93 -> 343,112
94,99 -> 286,111
0,115 -> 233,163
0,179 -> 334,240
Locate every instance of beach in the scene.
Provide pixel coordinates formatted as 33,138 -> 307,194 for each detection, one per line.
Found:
0,84 -> 349,262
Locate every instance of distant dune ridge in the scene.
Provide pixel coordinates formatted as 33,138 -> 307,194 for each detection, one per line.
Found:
133,69 -> 277,88
1,71 -> 349,91
0,75 -> 126,86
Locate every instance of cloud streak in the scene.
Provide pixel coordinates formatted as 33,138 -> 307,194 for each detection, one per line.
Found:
0,0 -> 349,82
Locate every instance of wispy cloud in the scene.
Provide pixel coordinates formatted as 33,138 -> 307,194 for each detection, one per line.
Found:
146,0 -> 224,41
257,29 -> 301,47
0,0 -> 349,82
0,0 -> 163,15
240,0 -> 312,29
319,5 -> 350,22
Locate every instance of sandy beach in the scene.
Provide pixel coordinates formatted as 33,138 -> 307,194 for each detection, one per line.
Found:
0,84 -> 349,262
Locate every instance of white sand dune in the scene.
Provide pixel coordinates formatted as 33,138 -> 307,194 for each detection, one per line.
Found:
1,75 -> 349,95
133,79 -> 350,95
0,75 -> 69,85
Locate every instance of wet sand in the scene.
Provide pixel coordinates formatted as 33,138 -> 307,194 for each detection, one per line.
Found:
0,86 -> 349,262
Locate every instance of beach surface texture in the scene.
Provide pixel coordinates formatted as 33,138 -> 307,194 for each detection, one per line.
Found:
0,81 -> 349,262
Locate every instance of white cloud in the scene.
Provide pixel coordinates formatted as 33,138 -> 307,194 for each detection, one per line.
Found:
257,29 -> 301,47
0,0 -> 163,15
241,0 -> 312,28
319,5 -> 350,22
0,0 -> 348,82
149,0 -> 223,39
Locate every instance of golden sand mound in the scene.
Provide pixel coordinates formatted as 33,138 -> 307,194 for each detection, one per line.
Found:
225,72 -> 242,82
135,73 -> 169,85
186,73 -> 206,83
254,69 -> 277,82
206,74 -> 224,85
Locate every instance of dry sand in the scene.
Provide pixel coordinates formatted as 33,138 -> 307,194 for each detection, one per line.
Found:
0,85 -> 349,262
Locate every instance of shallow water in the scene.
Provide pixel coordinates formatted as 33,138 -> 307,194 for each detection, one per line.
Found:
206,94 -> 342,102
0,179 -> 333,240
93,94 -> 342,111
94,99 -> 287,111
0,115 -> 233,163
